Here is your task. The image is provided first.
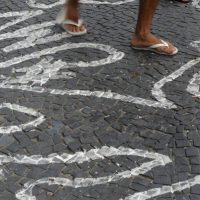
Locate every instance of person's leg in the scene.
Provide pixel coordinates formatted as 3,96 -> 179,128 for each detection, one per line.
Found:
132,0 -> 178,55
64,0 -> 86,33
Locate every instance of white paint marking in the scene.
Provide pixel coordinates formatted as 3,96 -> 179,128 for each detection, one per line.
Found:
1,86 -> 169,108
1,21 -> 72,52
1,57 -> 76,87
0,103 -> 45,134
0,10 -> 43,32
192,0 -> 200,8
0,43 -> 124,69
187,71 -> 200,97
12,146 -> 171,200
10,147 -> 200,200
1,58 -> 200,109
0,169 -> 5,180
186,41 -> 200,97
0,146 -> 171,165
0,21 -> 54,41
152,58 -> 200,107
27,0 -> 136,9
124,175 -> 200,200
190,40 -> 200,52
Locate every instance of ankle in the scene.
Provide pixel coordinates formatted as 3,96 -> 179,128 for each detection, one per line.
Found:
134,31 -> 152,41
65,2 -> 79,22
66,13 -> 79,22
67,0 -> 78,7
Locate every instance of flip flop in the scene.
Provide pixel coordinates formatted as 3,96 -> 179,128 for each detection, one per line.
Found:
60,19 -> 87,36
56,8 -> 87,36
132,40 -> 178,56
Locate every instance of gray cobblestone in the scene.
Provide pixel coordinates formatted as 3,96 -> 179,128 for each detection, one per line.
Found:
0,0 -> 200,200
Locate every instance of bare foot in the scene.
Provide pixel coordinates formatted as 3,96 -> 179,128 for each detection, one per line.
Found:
131,33 -> 178,55
64,1 -> 86,33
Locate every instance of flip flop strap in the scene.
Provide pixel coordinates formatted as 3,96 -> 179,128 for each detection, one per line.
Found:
149,40 -> 169,49
62,19 -> 83,27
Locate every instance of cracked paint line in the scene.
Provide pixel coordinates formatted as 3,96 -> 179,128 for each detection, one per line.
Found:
11,146 -> 171,200
0,103 -> 45,134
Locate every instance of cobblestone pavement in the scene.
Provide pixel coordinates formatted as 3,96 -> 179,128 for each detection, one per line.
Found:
0,0 -> 200,199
